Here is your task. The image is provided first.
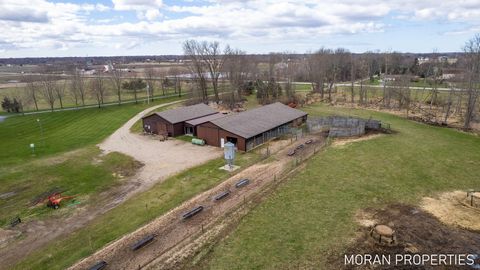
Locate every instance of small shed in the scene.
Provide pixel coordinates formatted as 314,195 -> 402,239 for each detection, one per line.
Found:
142,103 -> 217,137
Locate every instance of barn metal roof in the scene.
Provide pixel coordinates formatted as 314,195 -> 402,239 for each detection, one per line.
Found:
146,103 -> 217,124
209,102 -> 307,139
185,112 -> 226,126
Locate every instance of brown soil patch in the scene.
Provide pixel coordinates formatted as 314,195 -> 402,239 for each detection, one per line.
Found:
332,133 -> 384,147
331,204 -> 480,270
0,229 -> 20,248
421,191 -> 480,231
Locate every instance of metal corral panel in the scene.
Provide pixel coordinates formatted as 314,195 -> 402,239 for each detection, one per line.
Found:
365,119 -> 382,130
308,116 -> 383,137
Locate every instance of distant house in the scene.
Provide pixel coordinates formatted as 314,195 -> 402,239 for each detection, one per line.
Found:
142,103 -> 218,136
80,68 -> 96,75
196,102 -> 307,151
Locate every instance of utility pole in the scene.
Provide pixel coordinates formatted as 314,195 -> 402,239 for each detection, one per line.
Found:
37,118 -> 45,147
146,84 -> 150,104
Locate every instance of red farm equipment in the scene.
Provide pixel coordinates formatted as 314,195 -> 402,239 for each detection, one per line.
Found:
46,192 -> 77,209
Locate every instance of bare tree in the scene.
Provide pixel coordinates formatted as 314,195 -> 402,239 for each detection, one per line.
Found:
91,74 -> 106,108
183,40 -> 208,102
183,40 -> 231,103
200,41 -> 230,103
24,75 -> 39,111
55,79 -> 66,109
71,69 -> 86,106
145,67 -> 157,101
443,86 -> 455,124
40,74 -> 57,111
110,68 -> 123,104
224,49 -> 249,108
307,48 -> 329,99
350,55 -> 356,103
462,34 -> 480,129
358,57 -> 369,105
382,51 -> 390,107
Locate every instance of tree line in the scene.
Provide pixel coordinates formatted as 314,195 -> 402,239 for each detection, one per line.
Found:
4,35 -> 480,130
182,36 -> 479,130
4,67 -> 181,113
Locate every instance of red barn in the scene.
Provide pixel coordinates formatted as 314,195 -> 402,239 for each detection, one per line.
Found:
197,102 -> 307,151
142,103 -> 217,137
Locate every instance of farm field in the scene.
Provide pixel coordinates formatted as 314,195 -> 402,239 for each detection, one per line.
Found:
196,103 -> 480,269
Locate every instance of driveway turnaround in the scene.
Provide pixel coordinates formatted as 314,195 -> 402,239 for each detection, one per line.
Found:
98,101 -> 223,194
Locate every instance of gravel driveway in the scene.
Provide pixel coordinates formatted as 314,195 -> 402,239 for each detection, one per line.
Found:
98,101 -> 223,192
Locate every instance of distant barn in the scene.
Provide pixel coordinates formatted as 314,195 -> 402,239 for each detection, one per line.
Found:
197,102 -> 307,151
142,103 -> 217,136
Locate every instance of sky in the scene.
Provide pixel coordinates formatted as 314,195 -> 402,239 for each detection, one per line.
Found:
0,0 -> 479,58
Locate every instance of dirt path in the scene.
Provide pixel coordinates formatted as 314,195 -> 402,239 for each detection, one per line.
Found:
0,101 -> 222,269
70,135 -> 326,270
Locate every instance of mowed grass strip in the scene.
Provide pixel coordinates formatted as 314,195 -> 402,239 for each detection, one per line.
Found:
198,104 -> 480,270
13,151 -> 262,270
0,95 -> 183,166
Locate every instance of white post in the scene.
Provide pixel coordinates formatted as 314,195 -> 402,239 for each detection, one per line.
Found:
146,84 -> 150,104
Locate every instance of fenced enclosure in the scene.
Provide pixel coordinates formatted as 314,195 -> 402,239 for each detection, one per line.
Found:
245,123 -> 292,151
307,116 -> 383,138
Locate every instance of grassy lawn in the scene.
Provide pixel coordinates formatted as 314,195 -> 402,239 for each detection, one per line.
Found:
336,85 -> 453,105
0,95 -> 184,166
0,95 -> 184,242
0,147 -> 140,227
176,134 -> 196,143
198,103 -> 480,269
13,151 -> 262,270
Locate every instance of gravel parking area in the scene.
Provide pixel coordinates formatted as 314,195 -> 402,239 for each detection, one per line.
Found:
99,101 -> 223,193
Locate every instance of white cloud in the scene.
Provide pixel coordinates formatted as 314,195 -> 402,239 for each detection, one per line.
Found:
112,0 -> 163,10
144,9 -> 162,21
1,0 -> 480,55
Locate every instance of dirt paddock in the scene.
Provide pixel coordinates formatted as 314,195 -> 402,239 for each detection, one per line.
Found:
332,204 -> 480,270
421,191 -> 480,232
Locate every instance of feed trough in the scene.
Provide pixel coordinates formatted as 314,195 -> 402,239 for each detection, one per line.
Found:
235,179 -> 250,188
131,234 -> 155,251
213,191 -> 230,201
182,206 -> 204,220
370,224 -> 396,245
466,190 -> 480,207
89,261 -> 108,270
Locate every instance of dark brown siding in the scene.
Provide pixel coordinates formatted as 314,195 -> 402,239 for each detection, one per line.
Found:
219,130 -> 246,151
197,122 -> 247,151
142,114 -> 175,136
172,123 -> 185,137
197,122 -> 220,147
